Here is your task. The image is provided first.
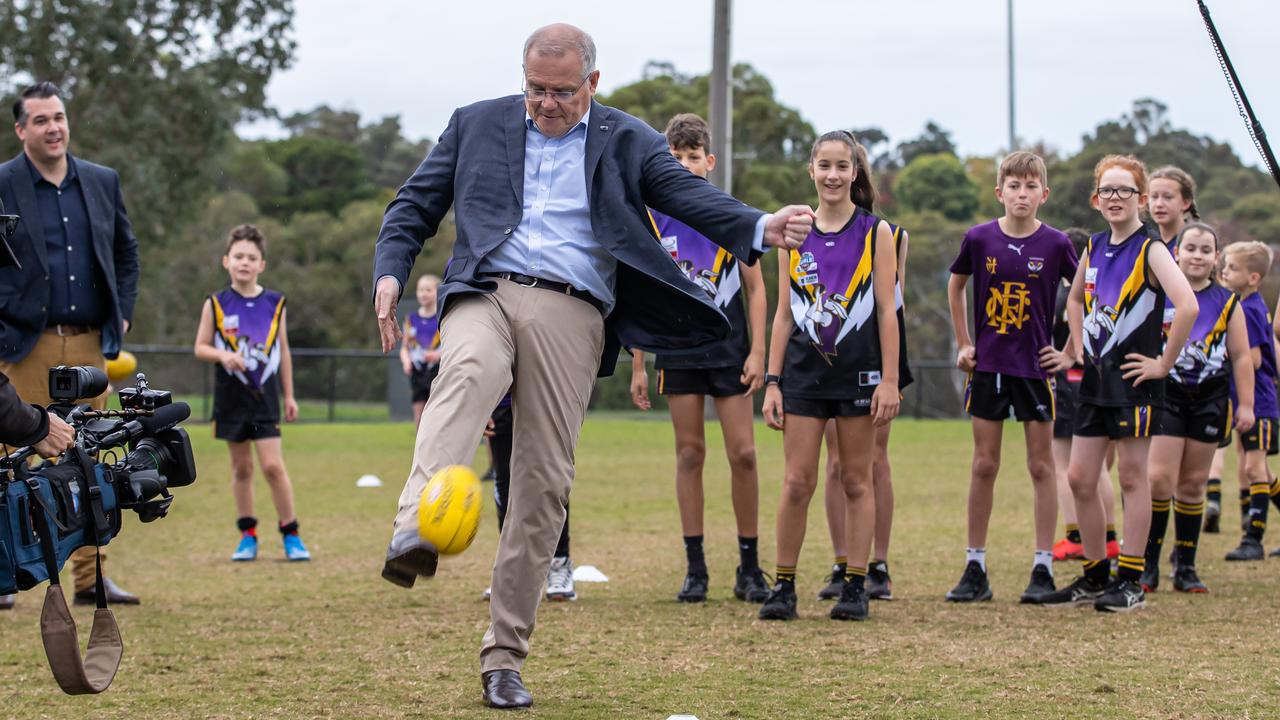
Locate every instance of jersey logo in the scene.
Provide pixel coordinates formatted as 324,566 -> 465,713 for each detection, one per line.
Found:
985,256 -> 998,274
985,281 -> 1032,335
1007,243 -> 1024,256
660,235 -> 678,259
1027,258 -> 1044,277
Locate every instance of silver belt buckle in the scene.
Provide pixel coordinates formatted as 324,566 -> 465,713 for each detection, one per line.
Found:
514,274 -> 539,288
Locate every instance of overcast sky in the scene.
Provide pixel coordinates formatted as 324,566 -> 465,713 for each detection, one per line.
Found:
247,0 -> 1279,166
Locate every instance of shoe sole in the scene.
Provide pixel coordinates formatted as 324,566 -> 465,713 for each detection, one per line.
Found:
676,595 -> 707,603
758,610 -> 797,620
1096,600 -> 1146,613
829,609 -> 868,621
231,555 -> 256,562
547,592 -> 577,601
1174,585 -> 1209,593
1018,592 -> 1053,604
945,589 -> 993,602
382,545 -> 439,588
1041,595 -> 1100,608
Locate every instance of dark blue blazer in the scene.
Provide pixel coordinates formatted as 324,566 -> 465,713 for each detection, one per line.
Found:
372,96 -> 764,377
0,153 -> 139,362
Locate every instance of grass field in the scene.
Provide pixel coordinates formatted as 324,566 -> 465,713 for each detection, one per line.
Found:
3,417 -> 1280,719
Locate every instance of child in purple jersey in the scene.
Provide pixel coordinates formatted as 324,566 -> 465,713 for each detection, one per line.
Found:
758,131 -> 900,622
1148,166 -> 1200,251
1042,155 -> 1197,613
629,114 -> 770,605
399,274 -> 441,428
1142,223 -> 1254,594
194,225 -> 310,562
1220,241 -> 1279,561
945,151 -> 1077,605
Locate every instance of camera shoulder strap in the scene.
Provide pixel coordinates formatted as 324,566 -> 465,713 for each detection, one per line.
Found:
33,451 -> 123,695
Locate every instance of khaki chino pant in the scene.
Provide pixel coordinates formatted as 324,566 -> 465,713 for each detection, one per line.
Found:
0,330 -> 110,593
391,279 -> 603,672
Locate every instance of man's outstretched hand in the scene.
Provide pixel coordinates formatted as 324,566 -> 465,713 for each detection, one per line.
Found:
375,276 -> 403,353
764,205 -> 816,250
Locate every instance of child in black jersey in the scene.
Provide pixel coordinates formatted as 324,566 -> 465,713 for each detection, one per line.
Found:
194,224 -> 310,562
758,131 -> 900,622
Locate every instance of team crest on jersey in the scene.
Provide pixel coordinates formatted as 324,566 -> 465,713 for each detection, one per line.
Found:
796,252 -> 820,287
222,314 -> 240,336
1027,258 -> 1044,277
985,256 -> 998,274
660,235 -> 679,259
986,281 -> 1032,335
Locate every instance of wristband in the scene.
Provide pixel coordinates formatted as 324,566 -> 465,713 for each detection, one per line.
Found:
764,373 -> 782,386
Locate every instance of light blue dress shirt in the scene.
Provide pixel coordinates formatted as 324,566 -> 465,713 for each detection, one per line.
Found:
478,109 -> 621,311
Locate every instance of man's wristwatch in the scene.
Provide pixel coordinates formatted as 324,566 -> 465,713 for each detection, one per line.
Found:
764,373 -> 782,387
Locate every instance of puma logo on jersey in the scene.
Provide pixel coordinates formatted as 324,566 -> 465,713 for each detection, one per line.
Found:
1007,243 -> 1024,256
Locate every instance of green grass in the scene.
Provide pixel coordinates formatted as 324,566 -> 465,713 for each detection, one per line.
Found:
3,418 -> 1279,718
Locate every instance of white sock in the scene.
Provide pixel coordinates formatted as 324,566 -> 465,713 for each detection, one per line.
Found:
966,548 -> 987,571
1033,550 -> 1054,574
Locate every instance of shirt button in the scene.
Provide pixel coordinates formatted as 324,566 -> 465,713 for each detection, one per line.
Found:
541,185 -> 548,191
70,304 -> 76,311
63,217 -> 69,223
504,228 -> 512,235
66,245 -> 72,251
57,190 -> 62,196
69,275 -> 75,281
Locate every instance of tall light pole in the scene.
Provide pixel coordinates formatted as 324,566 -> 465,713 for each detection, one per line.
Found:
1007,0 -> 1016,151
709,0 -> 733,192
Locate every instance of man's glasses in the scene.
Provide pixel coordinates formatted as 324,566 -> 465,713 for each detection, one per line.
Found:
523,75 -> 589,104
1096,186 -> 1141,200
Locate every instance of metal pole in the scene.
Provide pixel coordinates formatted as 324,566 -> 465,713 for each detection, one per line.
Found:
1007,0 -> 1016,151
709,0 -> 733,193
328,355 -> 337,422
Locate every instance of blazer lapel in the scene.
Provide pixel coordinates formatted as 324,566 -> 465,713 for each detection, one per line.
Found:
584,101 -> 613,203
504,99 -> 525,206
7,157 -> 48,272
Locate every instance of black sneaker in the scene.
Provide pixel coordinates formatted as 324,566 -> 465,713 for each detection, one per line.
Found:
676,572 -> 709,602
1018,565 -> 1056,604
1038,574 -> 1107,607
1139,563 -> 1159,593
816,566 -> 846,600
1271,546 -> 1280,558
1225,536 -> 1265,561
830,582 -> 869,621
1172,565 -> 1209,593
1203,502 -> 1220,534
1094,578 -> 1146,613
734,566 -> 770,603
758,582 -> 798,620
945,561 -> 992,602
867,561 -> 893,601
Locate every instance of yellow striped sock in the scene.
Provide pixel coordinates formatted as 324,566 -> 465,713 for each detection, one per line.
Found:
776,565 -> 797,584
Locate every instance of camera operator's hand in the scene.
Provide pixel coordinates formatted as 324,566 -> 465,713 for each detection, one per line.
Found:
32,412 -> 74,457
220,350 -> 247,374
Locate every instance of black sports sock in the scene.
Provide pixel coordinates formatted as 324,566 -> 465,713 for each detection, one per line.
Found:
278,519 -> 299,536
554,504 -> 571,559
1206,478 -> 1222,506
684,535 -> 707,576
1240,488 -> 1252,521
237,516 -> 257,537
738,536 -> 759,572
843,566 -> 867,590
1116,554 -> 1144,583
1270,478 -> 1280,513
1145,498 -> 1172,568
1247,483 -> 1270,540
1065,524 -> 1082,544
1105,524 -> 1117,544
1173,498 -> 1204,567
776,565 -> 796,586
1083,559 -> 1110,585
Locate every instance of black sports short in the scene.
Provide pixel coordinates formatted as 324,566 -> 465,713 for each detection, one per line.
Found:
213,418 -> 281,442
964,371 -> 1054,423
1053,376 -> 1080,439
658,366 -> 747,398
1220,400 -> 1234,448
1156,393 -> 1230,445
783,395 -> 871,419
1074,403 -> 1156,440
1238,417 -> 1279,456
410,364 -> 439,404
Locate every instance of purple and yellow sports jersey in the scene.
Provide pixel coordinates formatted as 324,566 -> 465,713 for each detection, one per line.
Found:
949,220 -> 1077,379
1079,227 -> 1167,407
211,286 -> 286,392
1163,283 -> 1237,396
783,208 -> 883,401
648,209 -> 750,369
403,312 -> 441,371
1229,292 -> 1279,419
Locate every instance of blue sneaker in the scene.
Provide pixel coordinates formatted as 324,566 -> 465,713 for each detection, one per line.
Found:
283,534 -> 311,562
232,535 -> 258,562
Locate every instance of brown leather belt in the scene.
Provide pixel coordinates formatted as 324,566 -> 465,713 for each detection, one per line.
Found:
45,324 -> 95,337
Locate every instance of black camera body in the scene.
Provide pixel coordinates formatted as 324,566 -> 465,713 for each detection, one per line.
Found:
0,367 -> 197,595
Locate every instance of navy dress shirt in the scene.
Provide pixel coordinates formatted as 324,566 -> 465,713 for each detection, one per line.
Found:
26,155 -> 107,327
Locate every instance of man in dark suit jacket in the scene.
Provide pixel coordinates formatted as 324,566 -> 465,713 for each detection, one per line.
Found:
0,82 -> 141,610
372,24 -> 811,709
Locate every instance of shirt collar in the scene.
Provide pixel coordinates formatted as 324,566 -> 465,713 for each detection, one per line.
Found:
524,106 -> 591,138
23,152 -> 78,187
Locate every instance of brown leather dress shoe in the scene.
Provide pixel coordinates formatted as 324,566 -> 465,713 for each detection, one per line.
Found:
481,669 -> 532,709
381,531 -> 438,588
73,578 -> 141,606
0,593 -> 14,610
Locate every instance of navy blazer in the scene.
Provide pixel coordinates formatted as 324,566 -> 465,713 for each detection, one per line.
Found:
373,97 -> 765,377
0,153 -> 139,362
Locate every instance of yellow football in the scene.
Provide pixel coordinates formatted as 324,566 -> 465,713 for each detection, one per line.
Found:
418,465 -> 481,555
106,350 -> 138,382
